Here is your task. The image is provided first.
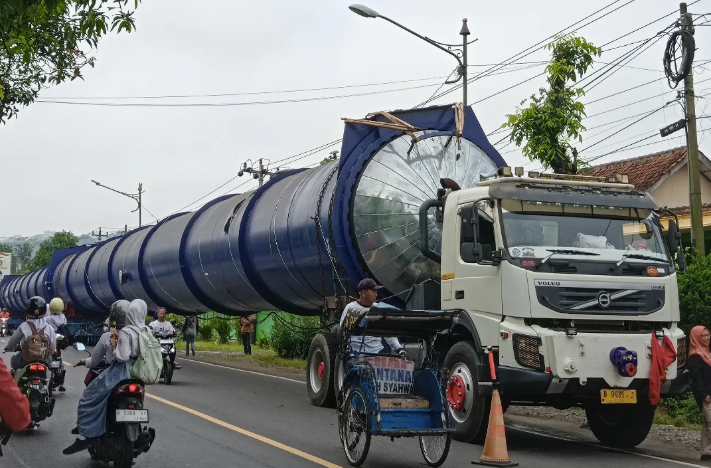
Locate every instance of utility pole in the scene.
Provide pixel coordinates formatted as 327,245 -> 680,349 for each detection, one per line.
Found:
138,183 -> 143,227
124,225 -> 128,234
461,18 -> 470,106
92,227 -> 103,241
680,3 -> 704,255
238,158 -> 280,187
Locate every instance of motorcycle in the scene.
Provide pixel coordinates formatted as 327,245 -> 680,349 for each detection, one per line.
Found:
49,333 -> 67,393
0,318 -> 8,337
154,331 -> 176,385
13,360 -> 55,429
74,342 -> 155,468
0,421 -> 11,456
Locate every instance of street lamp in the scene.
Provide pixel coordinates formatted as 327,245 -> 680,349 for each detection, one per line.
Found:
91,180 -> 144,227
349,4 -> 476,106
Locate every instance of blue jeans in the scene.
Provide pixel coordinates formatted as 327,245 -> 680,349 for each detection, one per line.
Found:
185,334 -> 195,355
241,333 -> 252,355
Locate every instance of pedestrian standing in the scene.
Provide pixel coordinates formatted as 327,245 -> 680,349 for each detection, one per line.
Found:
182,315 -> 198,357
239,315 -> 256,355
687,325 -> 711,461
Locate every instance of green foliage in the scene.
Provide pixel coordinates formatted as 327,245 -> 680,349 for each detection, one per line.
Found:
13,242 -> 33,274
0,0 -> 140,122
27,231 -> 77,271
658,392 -> 702,426
270,313 -> 326,359
678,251 -> 711,333
503,35 -> 601,174
213,319 -> 232,344
319,153 -> 338,165
257,330 -> 271,349
198,322 -> 214,341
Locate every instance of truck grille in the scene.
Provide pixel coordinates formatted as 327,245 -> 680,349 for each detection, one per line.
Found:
513,334 -> 544,370
559,287 -> 646,313
677,337 -> 687,369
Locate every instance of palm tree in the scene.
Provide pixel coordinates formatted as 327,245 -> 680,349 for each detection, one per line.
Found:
14,242 -> 34,273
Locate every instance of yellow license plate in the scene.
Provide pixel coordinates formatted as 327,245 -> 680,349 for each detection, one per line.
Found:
600,389 -> 637,404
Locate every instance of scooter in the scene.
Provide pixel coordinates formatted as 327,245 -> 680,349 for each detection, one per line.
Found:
49,333 -> 67,393
74,343 -> 155,468
154,331 -> 176,385
0,318 -> 8,337
0,421 -> 12,456
14,360 -> 55,429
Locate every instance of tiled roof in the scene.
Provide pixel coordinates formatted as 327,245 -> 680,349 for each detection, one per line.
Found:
667,204 -> 711,216
582,146 -> 687,191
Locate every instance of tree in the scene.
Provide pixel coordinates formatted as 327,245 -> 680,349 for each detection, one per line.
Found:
503,35 -> 601,174
27,231 -> 77,271
0,0 -> 140,123
320,152 -> 338,165
14,242 -> 34,273
678,252 -> 711,333
0,242 -> 10,254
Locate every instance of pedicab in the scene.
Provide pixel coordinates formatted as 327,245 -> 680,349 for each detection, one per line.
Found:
336,306 -> 458,467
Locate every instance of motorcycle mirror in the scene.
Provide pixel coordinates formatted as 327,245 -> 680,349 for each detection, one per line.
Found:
73,342 -> 86,352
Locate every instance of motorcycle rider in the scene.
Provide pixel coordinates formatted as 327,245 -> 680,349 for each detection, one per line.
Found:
149,307 -> 180,369
4,297 -> 57,382
45,297 -> 69,392
64,299 -> 147,455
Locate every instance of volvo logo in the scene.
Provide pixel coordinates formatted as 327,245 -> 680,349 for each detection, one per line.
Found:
597,292 -> 611,309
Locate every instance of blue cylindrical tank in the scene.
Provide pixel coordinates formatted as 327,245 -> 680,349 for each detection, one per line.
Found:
0,105 -> 505,316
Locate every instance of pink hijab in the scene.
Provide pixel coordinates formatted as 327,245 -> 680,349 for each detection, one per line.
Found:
689,326 -> 711,367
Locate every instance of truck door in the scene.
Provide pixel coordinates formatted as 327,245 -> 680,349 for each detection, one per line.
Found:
450,200 -> 502,343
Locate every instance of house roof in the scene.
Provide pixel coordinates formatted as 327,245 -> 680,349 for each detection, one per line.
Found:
668,203 -> 711,216
583,146 -> 688,192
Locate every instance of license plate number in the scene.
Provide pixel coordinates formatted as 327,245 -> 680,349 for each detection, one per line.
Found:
601,389 -> 637,404
50,362 -> 60,368
115,409 -> 149,422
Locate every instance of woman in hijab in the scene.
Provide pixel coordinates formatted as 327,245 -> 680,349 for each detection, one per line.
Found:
63,299 -> 148,455
687,325 -> 711,461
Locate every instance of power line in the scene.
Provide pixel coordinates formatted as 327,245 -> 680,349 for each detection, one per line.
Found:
583,77 -> 666,104
579,104 -> 672,153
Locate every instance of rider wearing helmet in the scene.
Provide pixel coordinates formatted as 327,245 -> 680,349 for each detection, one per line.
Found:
4,297 -> 57,378
45,297 -> 69,392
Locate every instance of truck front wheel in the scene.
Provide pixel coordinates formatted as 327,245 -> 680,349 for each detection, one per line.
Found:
443,341 -> 490,443
307,333 -> 337,408
584,400 -> 654,447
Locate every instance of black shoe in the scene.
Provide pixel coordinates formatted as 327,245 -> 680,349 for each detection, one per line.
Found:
63,438 -> 91,455
71,426 -> 79,435
701,454 -> 711,461
58,386 -> 66,392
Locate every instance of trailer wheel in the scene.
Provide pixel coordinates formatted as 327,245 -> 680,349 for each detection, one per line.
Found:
584,400 -> 654,447
307,333 -> 337,408
443,341 -> 490,444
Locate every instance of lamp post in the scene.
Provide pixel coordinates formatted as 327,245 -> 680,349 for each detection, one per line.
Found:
91,180 -> 143,227
348,4 -> 475,106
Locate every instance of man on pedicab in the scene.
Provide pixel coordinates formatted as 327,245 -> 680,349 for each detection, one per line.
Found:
339,278 -> 406,357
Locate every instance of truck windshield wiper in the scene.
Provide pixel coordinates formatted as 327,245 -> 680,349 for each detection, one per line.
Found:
615,253 -> 668,268
540,249 -> 600,264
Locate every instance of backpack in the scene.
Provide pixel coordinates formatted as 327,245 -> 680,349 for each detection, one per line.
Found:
124,325 -> 163,385
21,323 -> 51,362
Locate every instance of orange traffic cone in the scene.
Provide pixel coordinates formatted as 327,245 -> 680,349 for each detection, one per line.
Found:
472,348 -> 518,467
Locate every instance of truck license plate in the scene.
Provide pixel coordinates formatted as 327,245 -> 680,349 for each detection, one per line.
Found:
600,389 -> 636,404
115,409 -> 149,422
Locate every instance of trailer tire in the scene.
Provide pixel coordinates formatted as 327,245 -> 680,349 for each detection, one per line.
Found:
443,341 -> 490,444
584,400 -> 655,447
307,333 -> 337,408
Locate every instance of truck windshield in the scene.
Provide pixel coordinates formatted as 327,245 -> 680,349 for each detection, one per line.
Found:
500,199 -> 670,264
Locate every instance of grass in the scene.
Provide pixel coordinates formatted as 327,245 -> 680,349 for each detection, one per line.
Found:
654,407 -> 702,431
177,338 -> 307,371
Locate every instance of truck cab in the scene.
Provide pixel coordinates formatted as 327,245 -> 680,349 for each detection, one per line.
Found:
422,169 -> 689,447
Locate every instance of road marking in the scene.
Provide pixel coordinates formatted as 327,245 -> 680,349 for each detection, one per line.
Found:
510,424 -> 706,467
146,393 -> 341,468
63,361 -> 72,366
178,358 -> 305,384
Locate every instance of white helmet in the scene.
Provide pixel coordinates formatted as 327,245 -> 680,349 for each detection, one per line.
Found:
49,297 -> 65,315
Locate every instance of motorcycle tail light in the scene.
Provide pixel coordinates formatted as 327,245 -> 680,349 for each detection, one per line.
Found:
29,364 -> 46,372
128,383 -> 141,393
31,380 -> 40,385
128,404 -> 135,409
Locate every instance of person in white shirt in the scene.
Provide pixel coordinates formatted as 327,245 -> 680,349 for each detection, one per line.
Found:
45,297 -> 68,333
4,297 -> 57,377
148,307 -> 180,369
339,278 -> 405,356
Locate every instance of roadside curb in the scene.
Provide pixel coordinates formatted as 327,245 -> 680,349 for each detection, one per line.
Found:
176,354 -> 306,382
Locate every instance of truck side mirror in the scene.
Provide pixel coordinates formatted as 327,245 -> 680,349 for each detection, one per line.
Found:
677,250 -> 687,273
491,249 -> 504,266
419,199 -> 443,263
668,220 -> 680,254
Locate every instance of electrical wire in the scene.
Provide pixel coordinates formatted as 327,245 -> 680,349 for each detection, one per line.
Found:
583,77 -> 666,105
579,104 -> 672,153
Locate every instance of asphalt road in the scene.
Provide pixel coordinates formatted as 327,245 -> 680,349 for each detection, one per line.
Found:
0,339 -> 707,468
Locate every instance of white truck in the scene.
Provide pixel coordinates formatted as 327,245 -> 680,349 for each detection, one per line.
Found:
307,167 -> 689,447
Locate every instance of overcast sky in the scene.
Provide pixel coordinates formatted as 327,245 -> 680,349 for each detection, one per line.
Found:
1,0 -> 709,237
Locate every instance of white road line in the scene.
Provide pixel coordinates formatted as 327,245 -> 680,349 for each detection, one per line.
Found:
177,358 -> 305,385
510,424 -> 706,467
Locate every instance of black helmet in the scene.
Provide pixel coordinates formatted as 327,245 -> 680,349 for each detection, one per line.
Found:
109,300 -> 131,328
25,296 -> 46,317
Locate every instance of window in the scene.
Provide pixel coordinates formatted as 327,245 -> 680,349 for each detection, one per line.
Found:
460,200 -> 496,263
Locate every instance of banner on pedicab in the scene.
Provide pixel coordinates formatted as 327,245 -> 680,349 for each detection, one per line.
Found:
364,356 -> 416,395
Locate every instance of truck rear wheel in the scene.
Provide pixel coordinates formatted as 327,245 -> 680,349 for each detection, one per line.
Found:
584,400 -> 654,447
443,341 -> 490,443
307,333 -> 337,408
